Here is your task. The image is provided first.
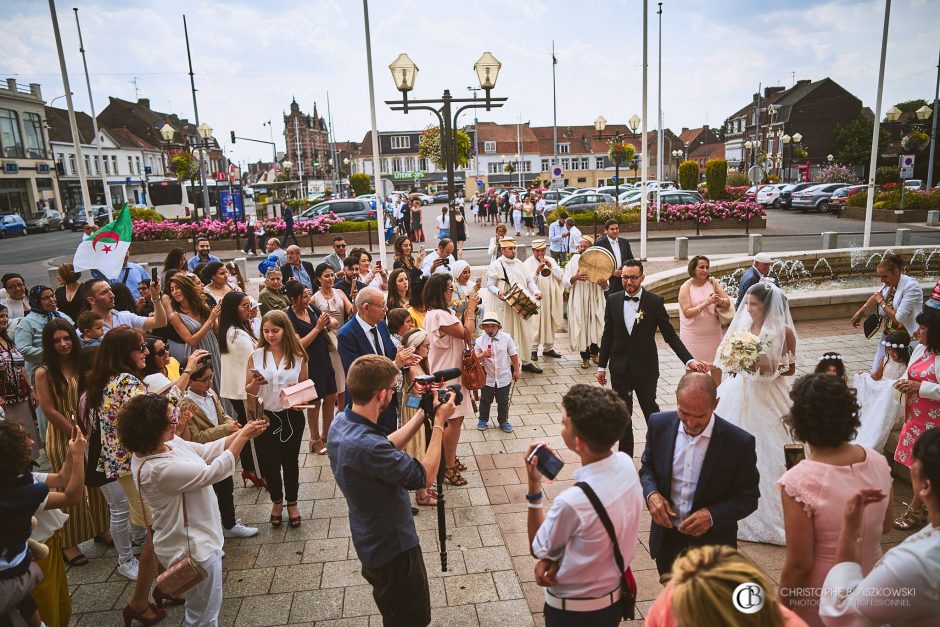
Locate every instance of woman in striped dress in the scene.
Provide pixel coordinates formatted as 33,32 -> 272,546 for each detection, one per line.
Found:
34,318 -> 109,566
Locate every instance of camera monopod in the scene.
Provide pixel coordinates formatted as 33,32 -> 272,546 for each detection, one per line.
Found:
414,367 -> 463,572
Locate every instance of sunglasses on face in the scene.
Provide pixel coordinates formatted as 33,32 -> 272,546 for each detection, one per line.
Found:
134,344 -> 149,353
153,348 -> 168,357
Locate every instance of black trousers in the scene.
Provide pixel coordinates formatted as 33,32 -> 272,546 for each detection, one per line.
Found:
536,213 -> 545,235
226,398 -> 256,472
284,227 -> 300,247
212,476 -> 236,529
255,409 -> 305,503
610,373 -> 660,457
479,383 -> 511,424
543,601 -> 622,627
243,232 -> 256,254
360,545 -> 431,627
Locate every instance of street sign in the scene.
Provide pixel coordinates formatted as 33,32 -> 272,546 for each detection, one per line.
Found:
476,178 -> 484,188
899,154 -> 915,179
3,162 -> 18,174
747,165 -> 764,185
551,166 -> 563,179
610,176 -> 618,183
144,166 -> 152,175
392,170 -> 424,180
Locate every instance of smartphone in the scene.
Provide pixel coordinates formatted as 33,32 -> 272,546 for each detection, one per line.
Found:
375,260 -> 382,269
784,444 -> 806,470
527,444 -> 565,480
151,267 -> 158,284
250,368 -> 266,381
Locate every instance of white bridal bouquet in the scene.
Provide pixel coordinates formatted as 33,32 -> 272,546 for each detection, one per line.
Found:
718,331 -> 766,375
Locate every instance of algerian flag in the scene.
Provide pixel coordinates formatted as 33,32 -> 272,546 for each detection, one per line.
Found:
72,204 -> 133,279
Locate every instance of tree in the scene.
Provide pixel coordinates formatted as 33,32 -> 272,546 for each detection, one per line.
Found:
170,152 -> 202,214
678,160 -> 699,190
893,99 -> 929,113
705,158 -> 728,199
418,126 -> 472,169
349,173 -> 372,196
832,113 -> 891,171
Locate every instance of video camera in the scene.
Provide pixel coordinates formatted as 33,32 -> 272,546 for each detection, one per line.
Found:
413,368 -> 464,408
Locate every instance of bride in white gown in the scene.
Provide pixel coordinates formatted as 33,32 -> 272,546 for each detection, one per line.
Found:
715,282 -> 797,545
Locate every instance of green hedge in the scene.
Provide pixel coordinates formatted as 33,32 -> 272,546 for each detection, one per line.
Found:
547,204 -> 640,226
678,160 -> 699,190
706,158 -> 728,199
846,188 -> 940,210
130,207 -> 165,222
328,220 -> 374,233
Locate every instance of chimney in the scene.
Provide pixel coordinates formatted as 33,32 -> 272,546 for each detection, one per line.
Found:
138,98 -> 150,109
764,86 -> 785,98
682,127 -> 689,133
796,79 -> 811,86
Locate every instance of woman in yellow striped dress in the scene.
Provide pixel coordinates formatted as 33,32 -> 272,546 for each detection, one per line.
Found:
399,328 -> 438,507
34,319 -> 108,565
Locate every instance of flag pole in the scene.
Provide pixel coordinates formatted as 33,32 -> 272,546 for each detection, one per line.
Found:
49,0 -> 93,226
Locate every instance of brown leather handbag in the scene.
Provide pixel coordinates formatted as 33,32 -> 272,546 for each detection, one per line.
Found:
461,330 -> 487,391
137,461 -> 207,598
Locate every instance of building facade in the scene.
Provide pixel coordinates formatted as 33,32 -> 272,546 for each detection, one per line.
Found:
350,129 -> 466,193
0,79 -> 61,218
283,98 -> 331,189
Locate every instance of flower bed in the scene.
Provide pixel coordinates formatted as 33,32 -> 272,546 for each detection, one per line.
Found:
696,185 -> 750,200
650,200 -> 764,224
131,214 -> 343,241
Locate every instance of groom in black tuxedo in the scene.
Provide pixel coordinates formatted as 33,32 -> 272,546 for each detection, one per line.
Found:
640,373 -> 760,575
597,260 -> 708,455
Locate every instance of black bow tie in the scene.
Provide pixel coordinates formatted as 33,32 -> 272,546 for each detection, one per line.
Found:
625,295 -> 639,302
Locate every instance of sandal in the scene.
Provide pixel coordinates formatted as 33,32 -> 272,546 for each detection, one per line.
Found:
308,438 -> 322,454
270,500 -> 283,528
444,467 -> 468,487
415,492 -> 439,507
893,503 -> 928,530
62,549 -> 89,567
286,501 -> 302,528
454,457 -> 467,472
317,439 -> 328,455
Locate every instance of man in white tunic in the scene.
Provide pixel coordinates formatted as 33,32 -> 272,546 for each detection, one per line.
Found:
524,240 -> 564,362
486,237 -> 543,374
564,235 -> 609,369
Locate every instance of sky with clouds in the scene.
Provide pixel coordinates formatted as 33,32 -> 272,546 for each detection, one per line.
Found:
2,0 -> 938,166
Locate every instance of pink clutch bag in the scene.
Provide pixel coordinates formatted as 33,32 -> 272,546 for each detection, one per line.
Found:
279,379 -> 318,407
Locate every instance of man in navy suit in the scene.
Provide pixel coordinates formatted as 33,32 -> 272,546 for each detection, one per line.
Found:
338,287 -> 417,433
735,252 -> 778,307
639,373 -> 759,575
597,260 -> 708,455
593,219 -> 634,295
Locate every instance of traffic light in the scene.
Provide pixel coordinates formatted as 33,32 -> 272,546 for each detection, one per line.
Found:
313,149 -> 319,167
230,131 -> 236,144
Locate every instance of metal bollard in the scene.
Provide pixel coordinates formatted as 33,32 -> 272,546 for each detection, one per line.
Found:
747,233 -> 762,256
674,237 -> 689,260
895,228 -> 911,246
821,232 -> 839,249
928,210 -> 939,227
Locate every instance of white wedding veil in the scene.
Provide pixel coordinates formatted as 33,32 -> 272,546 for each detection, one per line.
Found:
717,281 -> 798,379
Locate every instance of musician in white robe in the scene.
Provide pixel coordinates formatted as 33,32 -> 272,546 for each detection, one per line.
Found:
524,239 -> 565,362
564,235 -> 609,369
486,237 -> 544,374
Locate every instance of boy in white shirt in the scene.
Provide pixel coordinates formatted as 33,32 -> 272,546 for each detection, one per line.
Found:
475,311 -> 520,433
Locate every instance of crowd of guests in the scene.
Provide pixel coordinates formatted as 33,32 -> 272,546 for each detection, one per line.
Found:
2,214 -> 939,626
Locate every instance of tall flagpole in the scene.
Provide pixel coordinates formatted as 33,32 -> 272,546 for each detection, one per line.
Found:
656,2 -> 663,221
362,0 -> 387,265
863,0 -> 891,248
552,42 -> 558,173
49,0 -> 93,225
640,0 -> 649,260
73,8 -> 114,218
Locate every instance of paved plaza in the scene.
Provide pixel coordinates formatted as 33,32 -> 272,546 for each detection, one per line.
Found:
62,321 -> 916,626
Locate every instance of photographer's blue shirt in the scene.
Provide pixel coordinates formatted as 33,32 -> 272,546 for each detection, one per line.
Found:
327,407 -> 426,569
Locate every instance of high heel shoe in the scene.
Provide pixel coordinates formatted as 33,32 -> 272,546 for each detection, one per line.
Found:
286,501 -> 302,528
153,586 -> 185,609
241,470 -> 267,490
270,500 -> 283,527
122,603 -> 166,626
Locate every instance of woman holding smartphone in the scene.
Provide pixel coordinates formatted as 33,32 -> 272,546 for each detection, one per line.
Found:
167,274 -> 223,393
245,310 -> 308,528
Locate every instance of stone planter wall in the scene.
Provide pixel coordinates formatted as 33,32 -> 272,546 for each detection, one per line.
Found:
576,217 -> 766,234
840,206 -> 935,223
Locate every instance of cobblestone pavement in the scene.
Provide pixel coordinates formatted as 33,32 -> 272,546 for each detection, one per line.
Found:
66,321 -> 914,626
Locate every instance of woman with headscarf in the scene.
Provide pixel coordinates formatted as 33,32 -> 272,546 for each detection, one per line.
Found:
450,260 -> 481,332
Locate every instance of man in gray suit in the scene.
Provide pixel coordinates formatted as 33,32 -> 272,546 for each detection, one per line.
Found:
736,252 -> 778,308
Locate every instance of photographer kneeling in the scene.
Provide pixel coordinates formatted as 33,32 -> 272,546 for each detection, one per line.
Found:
328,354 -> 456,627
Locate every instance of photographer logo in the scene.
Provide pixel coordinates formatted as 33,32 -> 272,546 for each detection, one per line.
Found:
732,582 -> 765,614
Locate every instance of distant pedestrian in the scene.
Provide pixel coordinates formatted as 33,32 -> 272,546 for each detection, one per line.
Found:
243,218 -> 258,255
282,205 -> 300,247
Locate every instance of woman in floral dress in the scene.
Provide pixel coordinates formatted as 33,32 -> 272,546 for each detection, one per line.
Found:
893,309 -> 940,530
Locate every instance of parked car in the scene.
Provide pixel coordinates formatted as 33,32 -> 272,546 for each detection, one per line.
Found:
567,187 -> 599,197
299,198 -> 374,222
408,193 -> 433,205
557,193 -> 616,213
778,182 -> 819,209
618,189 -> 644,204
625,190 -> 703,209
756,184 -> 788,208
645,180 -> 677,191
791,183 -> 850,213
828,184 -> 868,212
25,209 -> 64,233
64,205 -> 111,231
904,179 -> 926,190
0,214 -> 27,238
541,189 -> 572,208
430,191 -> 450,203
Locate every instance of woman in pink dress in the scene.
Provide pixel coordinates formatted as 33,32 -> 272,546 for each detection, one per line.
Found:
423,273 -> 477,486
778,374 -> 894,627
677,256 -> 731,384
893,308 -> 940,530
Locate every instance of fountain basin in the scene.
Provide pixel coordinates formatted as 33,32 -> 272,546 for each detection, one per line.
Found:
645,245 -> 940,326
